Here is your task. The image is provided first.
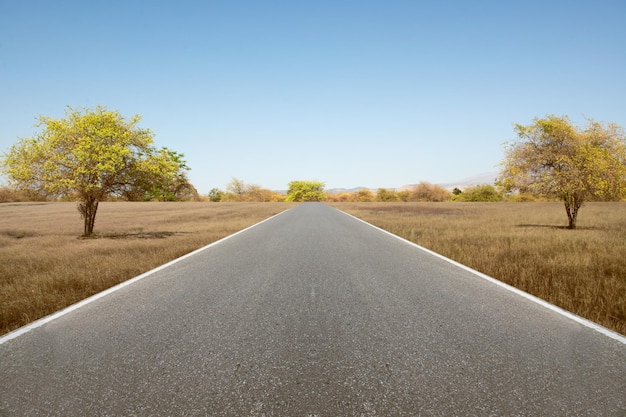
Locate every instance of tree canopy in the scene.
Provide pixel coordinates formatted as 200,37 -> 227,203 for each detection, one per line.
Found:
376,187 -> 400,202
1,106 -> 190,236
286,181 -> 326,202
499,115 -> 626,228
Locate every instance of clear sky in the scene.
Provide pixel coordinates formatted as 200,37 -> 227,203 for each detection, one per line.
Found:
1,1 -> 625,193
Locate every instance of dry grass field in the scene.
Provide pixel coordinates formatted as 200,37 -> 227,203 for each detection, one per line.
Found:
0,202 -> 293,336
331,202 -> 626,335
2,201 -> 625,337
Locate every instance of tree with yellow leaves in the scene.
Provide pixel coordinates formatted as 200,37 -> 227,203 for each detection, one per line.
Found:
499,115 -> 626,229
286,181 -> 326,202
1,106 -> 190,236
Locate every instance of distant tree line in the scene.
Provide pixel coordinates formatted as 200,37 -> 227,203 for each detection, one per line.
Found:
207,178 -> 285,202
207,179 -> 327,202
324,182 -> 506,203
3,107 -> 624,231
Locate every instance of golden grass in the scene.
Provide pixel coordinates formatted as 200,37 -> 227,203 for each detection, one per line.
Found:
0,202 -> 293,335
330,202 -> 626,335
2,201 -> 625,337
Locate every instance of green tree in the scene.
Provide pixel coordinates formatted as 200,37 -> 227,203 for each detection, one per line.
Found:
150,148 -> 195,201
286,180 -> 326,202
356,189 -> 374,202
208,188 -> 225,202
127,148 -> 194,201
376,187 -> 399,202
499,115 -> 626,228
456,184 -> 502,202
1,106 -> 189,236
397,190 -> 410,202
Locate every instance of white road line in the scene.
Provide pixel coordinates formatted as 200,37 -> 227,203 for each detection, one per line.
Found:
336,207 -> 626,345
0,208 -> 293,345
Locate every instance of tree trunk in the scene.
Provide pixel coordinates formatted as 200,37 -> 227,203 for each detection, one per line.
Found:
78,197 -> 99,237
563,193 -> 583,229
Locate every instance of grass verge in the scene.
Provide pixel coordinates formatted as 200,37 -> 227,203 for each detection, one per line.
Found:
0,202 -> 293,335
3,201 -> 624,336
330,202 -> 626,335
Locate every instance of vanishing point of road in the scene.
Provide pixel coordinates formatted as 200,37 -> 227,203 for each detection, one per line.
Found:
1,203 -> 625,416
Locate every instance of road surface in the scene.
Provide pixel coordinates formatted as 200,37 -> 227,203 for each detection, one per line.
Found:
1,203 -> 625,416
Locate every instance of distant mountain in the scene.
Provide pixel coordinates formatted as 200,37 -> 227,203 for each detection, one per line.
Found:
325,187 -> 370,195
437,171 -> 499,190
398,171 -> 499,192
307,172 -> 500,195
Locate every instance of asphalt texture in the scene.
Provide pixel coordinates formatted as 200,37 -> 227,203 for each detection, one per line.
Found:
1,203 -> 625,416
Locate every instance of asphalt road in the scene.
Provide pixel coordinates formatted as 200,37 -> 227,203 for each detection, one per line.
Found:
1,203 -> 625,416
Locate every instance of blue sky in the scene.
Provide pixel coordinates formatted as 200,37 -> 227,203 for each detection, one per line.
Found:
1,1 -> 625,193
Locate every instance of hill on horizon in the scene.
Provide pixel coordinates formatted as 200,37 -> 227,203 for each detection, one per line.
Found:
324,172 -> 499,194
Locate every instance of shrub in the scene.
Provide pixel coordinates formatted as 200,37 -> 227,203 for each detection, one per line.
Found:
409,182 -> 451,202
457,184 -> 503,202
